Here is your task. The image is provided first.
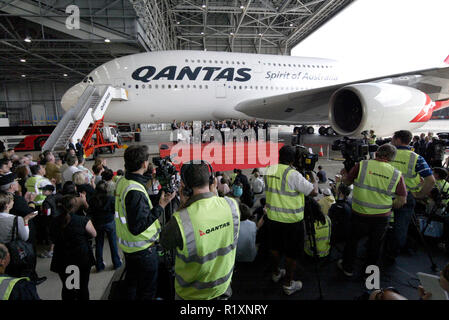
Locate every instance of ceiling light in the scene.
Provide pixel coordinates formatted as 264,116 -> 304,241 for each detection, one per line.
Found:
290,23 -> 294,27
20,59 -> 26,63
201,32 -> 205,35
202,4 -> 206,8
21,74 -> 26,78
63,74 -> 68,77
24,37 -> 31,43
230,32 -> 234,36
104,38 -> 111,43
240,5 -> 245,9
176,21 -> 180,24
258,33 -> 263,36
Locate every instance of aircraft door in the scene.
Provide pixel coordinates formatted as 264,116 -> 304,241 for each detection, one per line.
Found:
114,78 -> 125,88
215,80 -> 227,98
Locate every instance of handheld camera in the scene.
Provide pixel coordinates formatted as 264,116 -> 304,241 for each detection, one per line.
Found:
332,137 -> 378,172
152,156 -> 178,193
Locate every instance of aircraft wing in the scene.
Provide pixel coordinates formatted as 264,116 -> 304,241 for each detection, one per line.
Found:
235,65 -> 449,124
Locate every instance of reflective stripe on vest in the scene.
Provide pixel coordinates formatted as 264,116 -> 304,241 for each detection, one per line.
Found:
352,160 -> 401,215
354,160 -> 400,197
174,196 -> 239,300
304,215 -> 331,258
25,176 -> 45,194
176,197 -> 239,264
114,178 -> 161,253
265,164 -> 305,223
0,276 -> 30,300
437,180 -> 449,206
390,149 -> 421,192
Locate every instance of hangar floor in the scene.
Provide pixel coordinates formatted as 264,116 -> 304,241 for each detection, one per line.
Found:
27,125 -> 449,300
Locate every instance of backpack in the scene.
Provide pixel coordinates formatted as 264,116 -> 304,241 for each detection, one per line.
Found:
328,200 -> 352,245
5,217 -> 36,277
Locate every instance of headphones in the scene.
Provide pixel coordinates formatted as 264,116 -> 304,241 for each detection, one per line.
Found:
180,160 -> 215,197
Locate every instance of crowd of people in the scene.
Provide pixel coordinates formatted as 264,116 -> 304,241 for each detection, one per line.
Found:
411,132 -> 449,168
170,119 -> 271,143
1,128 -> 448,301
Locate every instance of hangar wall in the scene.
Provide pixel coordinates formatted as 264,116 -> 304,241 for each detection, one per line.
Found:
0,81 -> 71,126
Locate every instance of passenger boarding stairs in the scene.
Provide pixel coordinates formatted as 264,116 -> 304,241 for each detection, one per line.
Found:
43,85 -> 128,153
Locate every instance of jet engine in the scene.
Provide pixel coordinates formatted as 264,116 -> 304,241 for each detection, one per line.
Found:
329,83 -> 432,137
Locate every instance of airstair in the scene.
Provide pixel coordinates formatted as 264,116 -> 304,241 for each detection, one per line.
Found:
42,85 -> 128,156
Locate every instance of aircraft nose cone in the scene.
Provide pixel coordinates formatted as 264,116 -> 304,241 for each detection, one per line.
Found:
61,82 -> 88,111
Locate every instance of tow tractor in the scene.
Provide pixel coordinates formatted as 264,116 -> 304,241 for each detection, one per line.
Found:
42,85 -> 128,158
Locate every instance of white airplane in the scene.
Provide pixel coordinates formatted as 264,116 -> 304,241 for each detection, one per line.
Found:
61,50 -> 449,137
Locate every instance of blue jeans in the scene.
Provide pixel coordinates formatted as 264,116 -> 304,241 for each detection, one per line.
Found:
390,192 -> 416,257
95,221 -> 122,270
124,246 -> 159,300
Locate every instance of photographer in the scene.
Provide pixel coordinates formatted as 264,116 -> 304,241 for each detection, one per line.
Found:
386,130 -> 436,263
115,145 -> 175,300
328,183 -> 352,246
337,144 -> 407,277
433,168 -> 449,253
160,161 -> 240,300
264,145 -> 318,295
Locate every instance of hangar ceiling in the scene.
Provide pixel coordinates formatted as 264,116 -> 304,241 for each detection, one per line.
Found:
0,0 -> 354,82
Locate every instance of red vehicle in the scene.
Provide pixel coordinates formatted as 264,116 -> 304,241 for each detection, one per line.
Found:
0,126 -> 55,151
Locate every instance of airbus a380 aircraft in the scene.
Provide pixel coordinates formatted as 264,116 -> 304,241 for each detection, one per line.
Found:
61,50 -> 449,137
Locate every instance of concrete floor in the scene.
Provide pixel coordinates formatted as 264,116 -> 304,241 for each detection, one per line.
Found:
24,122 -> 449,300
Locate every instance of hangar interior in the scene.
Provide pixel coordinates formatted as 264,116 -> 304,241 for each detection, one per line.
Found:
0,0 -> 358,126
1,0 -> 448,126
0,0 -> 448,302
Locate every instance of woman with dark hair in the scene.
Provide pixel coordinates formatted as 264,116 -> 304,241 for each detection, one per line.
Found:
61,181 -> 77,196
88,180 -> 122,272
15,165 -> 30,197
50,194 -> 96,300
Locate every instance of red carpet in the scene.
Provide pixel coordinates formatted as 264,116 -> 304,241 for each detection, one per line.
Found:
159,141 -> 284,172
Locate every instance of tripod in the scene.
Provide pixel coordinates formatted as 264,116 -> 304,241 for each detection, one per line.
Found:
156,196 -> 178,300
303,205 -> 324,300
409,211 -> 438,272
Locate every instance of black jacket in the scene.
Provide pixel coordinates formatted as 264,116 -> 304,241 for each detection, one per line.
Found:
123,172 -> 164,237
88,195 -> 115,226
4,277 -> 40,300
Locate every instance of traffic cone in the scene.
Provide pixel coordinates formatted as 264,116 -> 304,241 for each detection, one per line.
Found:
319,145 -> 324,157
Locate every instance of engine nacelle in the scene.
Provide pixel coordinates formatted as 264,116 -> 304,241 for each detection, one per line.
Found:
329,83 -> 432,137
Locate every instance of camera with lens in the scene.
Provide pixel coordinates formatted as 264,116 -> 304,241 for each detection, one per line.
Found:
376,138 -> 392,146
152,156 -> 178,193
332,137 -> 378,172
431,139 -> 449,160
292,145 -> 318,174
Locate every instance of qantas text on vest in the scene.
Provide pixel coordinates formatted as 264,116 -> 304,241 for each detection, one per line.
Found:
199,222 -> 231,237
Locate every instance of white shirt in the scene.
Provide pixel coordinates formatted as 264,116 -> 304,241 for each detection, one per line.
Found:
62,165 -> 81,183
0,212 -> 29,243
251,176 -> 265,194
287,170 -> 315,196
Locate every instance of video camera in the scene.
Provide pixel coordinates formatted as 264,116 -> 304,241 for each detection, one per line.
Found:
431,139 -> 449,160
332,137 -> 378,172
152,156 -> 178,193
292,145 -> 319,174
